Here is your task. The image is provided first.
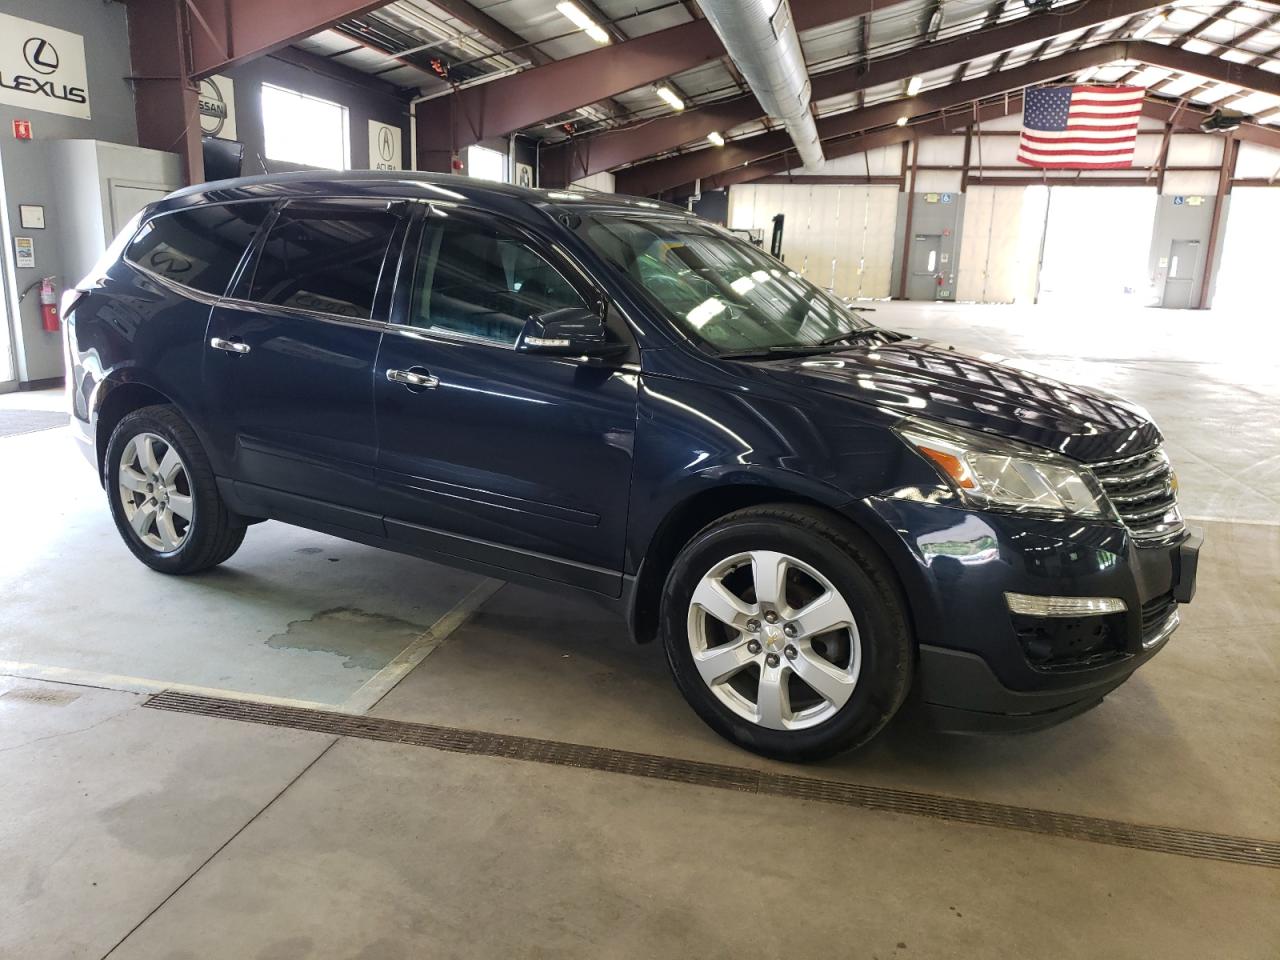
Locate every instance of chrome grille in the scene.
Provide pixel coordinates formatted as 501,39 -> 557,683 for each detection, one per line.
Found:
1090,446 -> 1184,545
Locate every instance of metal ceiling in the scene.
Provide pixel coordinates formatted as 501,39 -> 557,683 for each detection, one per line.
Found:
294,0 -> 1280,159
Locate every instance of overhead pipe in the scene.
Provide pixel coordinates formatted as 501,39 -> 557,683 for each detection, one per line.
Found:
696,0 -> 824,171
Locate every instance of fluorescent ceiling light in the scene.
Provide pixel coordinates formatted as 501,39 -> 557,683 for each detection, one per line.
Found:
1132,12 -> 1167,39
556,2 -> 610,45
896,116 -> 908,126
906,75 -> 923,96
708,131 -> 725,146
687,298 -> 725,328
655,84 -> 685,111
1076,67 -> 1099,82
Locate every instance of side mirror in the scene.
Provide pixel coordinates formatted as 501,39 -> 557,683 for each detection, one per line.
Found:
515,306 -> 623,357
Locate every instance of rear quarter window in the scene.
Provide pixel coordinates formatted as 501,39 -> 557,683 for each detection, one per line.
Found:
125,201 -> 274,297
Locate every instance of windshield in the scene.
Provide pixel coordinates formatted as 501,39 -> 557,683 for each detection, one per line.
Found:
574,212 -> 871,354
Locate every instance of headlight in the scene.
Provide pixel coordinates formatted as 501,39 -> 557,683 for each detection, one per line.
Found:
896,419 -> 1112,519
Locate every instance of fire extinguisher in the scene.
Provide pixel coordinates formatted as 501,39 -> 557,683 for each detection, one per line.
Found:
40,277 -> 59,333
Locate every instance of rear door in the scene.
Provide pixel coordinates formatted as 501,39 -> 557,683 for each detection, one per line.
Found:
203,197 -> 408,521
373,205 -> 638,594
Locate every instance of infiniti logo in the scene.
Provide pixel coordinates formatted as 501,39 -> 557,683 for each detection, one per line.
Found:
22,37 -> 59,75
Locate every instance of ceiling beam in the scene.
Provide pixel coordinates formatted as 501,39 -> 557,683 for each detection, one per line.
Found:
689,93 -> 1280,195
698,97 -> 1032,192
415,18 -> 723,170
1142,98 -> 1280,152
1154,8 -> 1280,100
616,37 -> 1280,195
542,0 -> 1168,186
617,43 -> 1129,195
424,0 -> 554,66
414,0 -> 937,171
158,0 -> 392,78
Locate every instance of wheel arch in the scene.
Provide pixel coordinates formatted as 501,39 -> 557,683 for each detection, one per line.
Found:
92,380 -> 176,481
626,482 -> 915,649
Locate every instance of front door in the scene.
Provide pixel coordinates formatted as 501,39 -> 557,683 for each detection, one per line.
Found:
374,206 -> 638,595
908,233 -> 942,301
1162,238 -> 1201,309
203,198 -> 407,519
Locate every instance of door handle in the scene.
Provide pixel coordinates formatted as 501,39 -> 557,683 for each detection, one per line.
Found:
387,368 -> 439,389
210,337 -> 250,355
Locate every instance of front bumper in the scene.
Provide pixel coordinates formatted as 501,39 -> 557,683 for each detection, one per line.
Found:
863,497 -> 1201,731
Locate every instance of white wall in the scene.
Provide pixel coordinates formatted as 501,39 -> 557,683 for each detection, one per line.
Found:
0,0 -> 139,386
728,183 -> 898,298
956,186 -> 1047,303
727,121 -> 1280,306
570,171 -> 616,193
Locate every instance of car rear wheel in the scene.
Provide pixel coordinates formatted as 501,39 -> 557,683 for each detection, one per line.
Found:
105,405 -> 246,574
660,504 -> 912,761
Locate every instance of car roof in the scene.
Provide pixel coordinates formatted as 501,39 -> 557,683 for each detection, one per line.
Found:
162,169 -> 688,218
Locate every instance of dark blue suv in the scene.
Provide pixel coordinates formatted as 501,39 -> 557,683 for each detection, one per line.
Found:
64,172 -> 1200,759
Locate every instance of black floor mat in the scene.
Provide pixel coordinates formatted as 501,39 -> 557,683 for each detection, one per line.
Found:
0,409 -> 69,438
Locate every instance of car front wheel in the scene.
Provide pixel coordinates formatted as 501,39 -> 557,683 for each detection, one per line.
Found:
660,504 -> 912,761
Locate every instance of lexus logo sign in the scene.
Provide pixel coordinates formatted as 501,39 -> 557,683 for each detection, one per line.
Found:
0,14 -> 90,119
22,38 -> 59,75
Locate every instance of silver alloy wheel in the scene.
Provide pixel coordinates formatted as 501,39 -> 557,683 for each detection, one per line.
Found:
118,432 -> 194,552
687,550 -> 861,731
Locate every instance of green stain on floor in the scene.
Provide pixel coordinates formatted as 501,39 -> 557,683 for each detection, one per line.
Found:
265,607 -> 426,671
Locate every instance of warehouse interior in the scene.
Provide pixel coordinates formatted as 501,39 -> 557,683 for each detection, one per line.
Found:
1,0 -> 1278,956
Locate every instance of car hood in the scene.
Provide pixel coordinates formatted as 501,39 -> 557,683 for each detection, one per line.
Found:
758,336 -> 1160,462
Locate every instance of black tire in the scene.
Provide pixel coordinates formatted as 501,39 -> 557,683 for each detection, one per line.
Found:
104,405 -> 246,574
660,504 -> 912,761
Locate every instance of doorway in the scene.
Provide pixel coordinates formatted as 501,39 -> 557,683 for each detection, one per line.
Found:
907,233 -> 942,300
1038,186 -> 1157,305
1161,239 -> 1202,309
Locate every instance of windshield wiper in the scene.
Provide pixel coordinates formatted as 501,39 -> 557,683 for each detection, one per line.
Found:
815,327 -> 884,348
718,329 -> 891,361
717,344 -> 848,361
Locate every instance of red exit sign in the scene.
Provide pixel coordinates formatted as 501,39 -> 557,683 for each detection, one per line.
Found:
12,120 -> 32,140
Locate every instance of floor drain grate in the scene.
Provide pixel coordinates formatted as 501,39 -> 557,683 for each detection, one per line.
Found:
143,690 -> 1280,870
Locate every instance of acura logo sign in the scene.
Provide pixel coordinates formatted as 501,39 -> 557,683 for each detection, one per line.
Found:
22,37 -> 58,75
378,126 -> 395,162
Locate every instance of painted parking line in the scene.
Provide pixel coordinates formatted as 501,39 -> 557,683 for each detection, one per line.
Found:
0,577 -> 505,714
339,577 -> 505,714
0,662 -> 337,711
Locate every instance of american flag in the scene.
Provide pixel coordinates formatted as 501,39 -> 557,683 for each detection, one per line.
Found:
1018,85 -> 1144,169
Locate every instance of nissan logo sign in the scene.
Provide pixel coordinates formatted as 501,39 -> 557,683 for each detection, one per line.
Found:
198,77 -> 229,137
23,37 -> 59,75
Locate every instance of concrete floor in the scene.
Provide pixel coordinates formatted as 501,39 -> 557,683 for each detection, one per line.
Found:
1,302 -> 1277,959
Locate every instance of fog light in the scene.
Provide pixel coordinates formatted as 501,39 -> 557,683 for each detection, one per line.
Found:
1005,593 -> 1127,617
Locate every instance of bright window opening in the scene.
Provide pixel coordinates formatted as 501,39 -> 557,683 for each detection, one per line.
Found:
466,145 -> 507,183
261,84 -> 350,171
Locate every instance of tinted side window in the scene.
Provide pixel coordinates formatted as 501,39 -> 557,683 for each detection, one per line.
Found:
409,215 -> 588,345
125,202 -> 272,296
249,201 -> 398,319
